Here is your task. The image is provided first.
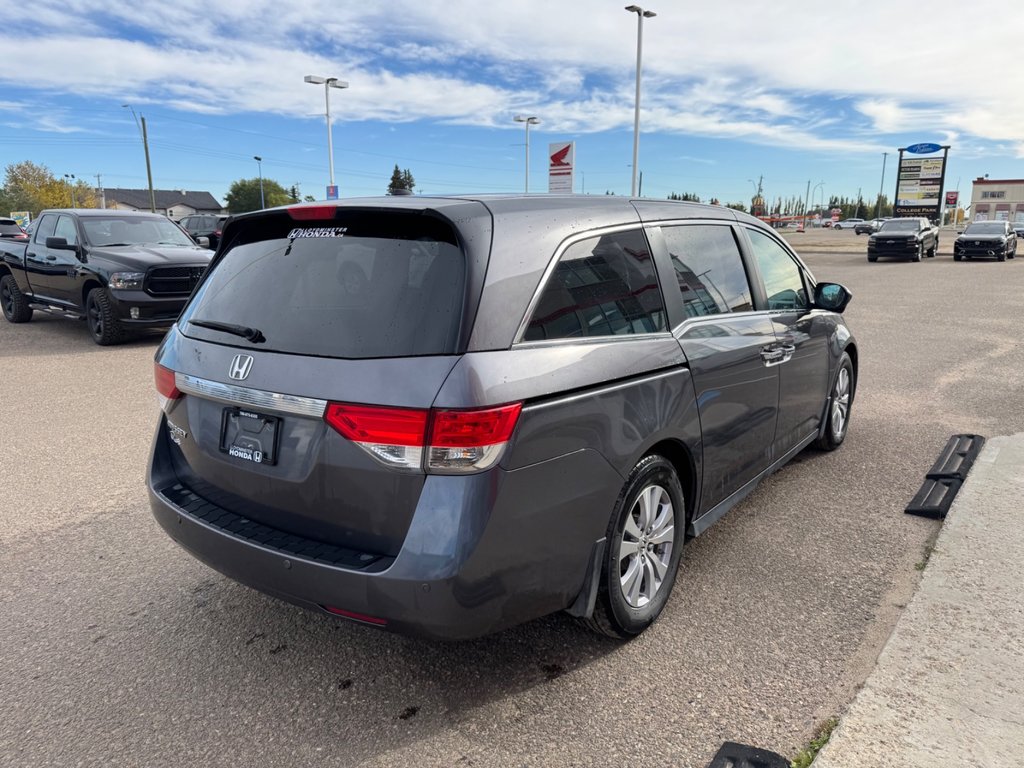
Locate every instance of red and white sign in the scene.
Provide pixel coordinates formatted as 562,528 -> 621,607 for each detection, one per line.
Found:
548,141 -> 575,194
945,191 -> 959,206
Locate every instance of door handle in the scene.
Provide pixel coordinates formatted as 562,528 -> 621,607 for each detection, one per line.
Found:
46,255 -> 57,261
760,344 -> 796,367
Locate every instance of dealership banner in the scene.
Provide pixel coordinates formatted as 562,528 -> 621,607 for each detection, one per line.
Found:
548,142 -> 575,194
893,144 -> 949,220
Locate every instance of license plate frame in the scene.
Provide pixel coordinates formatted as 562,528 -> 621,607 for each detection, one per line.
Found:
219,407 -> 281,466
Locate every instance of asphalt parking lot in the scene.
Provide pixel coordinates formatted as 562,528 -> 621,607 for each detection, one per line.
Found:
3,227 -> 1023,767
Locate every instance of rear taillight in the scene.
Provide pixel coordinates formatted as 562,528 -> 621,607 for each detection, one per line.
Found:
324,402 -> 522,474
154,364 -> 181,410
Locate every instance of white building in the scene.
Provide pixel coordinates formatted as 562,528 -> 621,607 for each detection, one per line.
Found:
970,178 -> 1024,223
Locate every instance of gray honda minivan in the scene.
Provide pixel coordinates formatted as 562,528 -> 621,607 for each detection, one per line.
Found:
148,195 -> 856,640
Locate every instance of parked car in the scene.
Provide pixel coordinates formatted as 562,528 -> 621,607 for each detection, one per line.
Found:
831,218 -> 865,230
178,214 -> 229,250
954,221 -> 1017,261
148,195 -> 858,640
1011,221 -> 1024,239
0,217 -> 28,241
867,217 -> 939,262
854,218 -> 886,235
0,209 -> 211,344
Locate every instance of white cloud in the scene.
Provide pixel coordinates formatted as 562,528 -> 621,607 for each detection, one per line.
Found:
4,0 -> 1024,155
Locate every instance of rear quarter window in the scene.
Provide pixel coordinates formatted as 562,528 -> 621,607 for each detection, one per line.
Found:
180,211 -> 466,359
523,229 -> 666,341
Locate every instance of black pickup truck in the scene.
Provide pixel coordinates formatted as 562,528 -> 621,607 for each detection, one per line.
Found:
866,217 -> 940,262
0,209 -> 211,345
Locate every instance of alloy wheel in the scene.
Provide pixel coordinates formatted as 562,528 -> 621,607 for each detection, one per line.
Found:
831,366 -> 851,438
618,484 -> 675,608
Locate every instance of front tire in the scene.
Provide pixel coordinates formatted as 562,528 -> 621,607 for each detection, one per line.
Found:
86,288 -> 125,346
815,352 -> 855,451
1,274 -> 33,323
912,243 -> 923,262
583,455 -> 685,640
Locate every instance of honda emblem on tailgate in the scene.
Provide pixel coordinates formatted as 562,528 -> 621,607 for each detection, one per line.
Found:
228,354 -> 254,381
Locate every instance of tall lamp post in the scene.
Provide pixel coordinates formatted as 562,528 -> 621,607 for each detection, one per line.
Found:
63,174 -> 77,208
253,156 -> 265,209
304,75 -> 349,197
813,181 -> 825,225
875,152 -> 888,219
513,115 -> 540,193
625,4 -> 656,197
121,105 -> 156,212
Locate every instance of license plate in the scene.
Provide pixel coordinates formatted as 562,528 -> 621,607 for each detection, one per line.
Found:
220,408 -> 280,465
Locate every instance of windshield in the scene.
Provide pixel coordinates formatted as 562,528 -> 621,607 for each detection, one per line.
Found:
180,211 -> 466,359
964,223 -> 1006,235
0,222 -> 25,237
81,216 -> 195,247
879,219 -> 920,232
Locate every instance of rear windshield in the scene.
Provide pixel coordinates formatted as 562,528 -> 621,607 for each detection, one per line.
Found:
179,211 -> 466,359
0,222 -> 24,237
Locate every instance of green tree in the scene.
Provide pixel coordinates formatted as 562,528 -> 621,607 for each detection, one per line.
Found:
387,164 -> 416,194
1,161 -> 96,216
224,177 -> 293,213
725,201 -> 747,213
668,192 -> 701,202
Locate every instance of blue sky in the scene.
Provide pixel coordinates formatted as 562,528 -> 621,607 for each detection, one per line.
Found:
3,0 -> 1023,210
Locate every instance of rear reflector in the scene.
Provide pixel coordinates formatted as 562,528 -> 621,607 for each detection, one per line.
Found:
324,402 -> 523,474
287,205 -> 337,221
322,605 -> 388,626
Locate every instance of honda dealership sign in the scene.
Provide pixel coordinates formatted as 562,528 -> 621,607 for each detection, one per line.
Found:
548,142 -> 574,193
893,143 -> 949,221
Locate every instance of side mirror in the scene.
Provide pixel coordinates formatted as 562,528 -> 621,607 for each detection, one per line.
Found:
813,282 -> 852,314
195,236 -> 211,249
45,236 -> 79,252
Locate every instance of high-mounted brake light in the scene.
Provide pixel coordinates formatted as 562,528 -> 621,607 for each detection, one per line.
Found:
324,402 -> 523,474
287,205 -> 338,221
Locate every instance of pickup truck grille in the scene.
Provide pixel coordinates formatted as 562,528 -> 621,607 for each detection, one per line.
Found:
872,237 -> 917,254
145,265 -> 207,296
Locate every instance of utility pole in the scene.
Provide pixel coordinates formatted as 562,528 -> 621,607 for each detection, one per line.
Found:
141,116 -> 155,212
802,179 -> 811,230
876,152 -> 888,219
856,186 -> 862,217
94,174 -> 105,209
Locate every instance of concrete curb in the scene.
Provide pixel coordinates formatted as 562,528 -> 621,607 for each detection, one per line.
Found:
813,432 -> 1024,767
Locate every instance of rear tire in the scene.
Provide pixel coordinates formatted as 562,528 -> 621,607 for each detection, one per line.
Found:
815,352 -> 855,451
0,274 -> 33,323
582,455 -> 685,640
85,287 -> 125,346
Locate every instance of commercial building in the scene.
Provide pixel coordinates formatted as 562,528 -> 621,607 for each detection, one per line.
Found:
970,178 -> 1024,223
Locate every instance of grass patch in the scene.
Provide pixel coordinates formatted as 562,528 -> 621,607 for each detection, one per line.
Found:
915,544 -> 935,571
791,717 -> 839,768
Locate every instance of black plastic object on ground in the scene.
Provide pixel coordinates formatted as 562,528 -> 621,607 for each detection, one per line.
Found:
706,741 -> 790,768
905,434 -> 985,519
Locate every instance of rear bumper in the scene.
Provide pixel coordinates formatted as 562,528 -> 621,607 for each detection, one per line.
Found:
147,423 -> 620,640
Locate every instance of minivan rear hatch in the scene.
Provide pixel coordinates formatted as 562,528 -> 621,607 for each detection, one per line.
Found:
156,203 -> 491,558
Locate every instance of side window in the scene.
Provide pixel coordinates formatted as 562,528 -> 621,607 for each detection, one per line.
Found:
524,229 -> 667,341
746,229 -> 809,311
53,215 -> 78,246
33,214 -> 58,244
661,224 -> 753,319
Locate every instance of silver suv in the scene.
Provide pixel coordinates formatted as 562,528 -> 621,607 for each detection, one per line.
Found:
148,195 -> 857,640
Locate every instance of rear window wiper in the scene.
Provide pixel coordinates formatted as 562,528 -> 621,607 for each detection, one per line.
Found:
188,318 -> 266,343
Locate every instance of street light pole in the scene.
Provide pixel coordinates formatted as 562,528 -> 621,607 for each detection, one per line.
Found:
254,156 -> 265,209
63,174 -> 77,208
513,115 -> 540,193
625,5 -> 656,198
122,105 -> 156,212
304,75 -> 349,195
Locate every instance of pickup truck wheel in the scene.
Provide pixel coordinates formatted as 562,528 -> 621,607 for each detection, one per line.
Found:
867,254 -> 878,262
581,455 -> 684,640
954,253 -> 963,262
1,275 -> 33,323
86,288 -> 125,346
927,241 -> 937,257
912,243 -> 923,262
